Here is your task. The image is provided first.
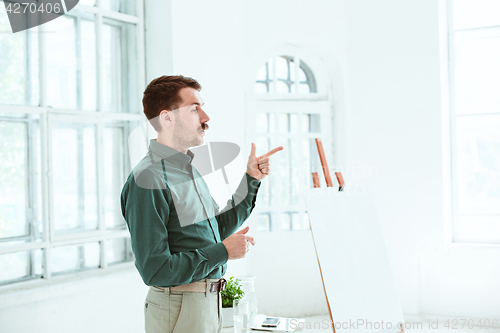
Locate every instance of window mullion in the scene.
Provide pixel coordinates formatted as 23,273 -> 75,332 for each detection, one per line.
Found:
46,115 -> 57,279
101,240 -> 108,269
38,17 -> 47,108
117,24 -> 123,112
96,12 -> 104,112
136,0 -> 146,95
447,0 -> 459,243
97,119 -> 107,268
71,93 -> 97,273
96,8 -> 108,269
286,58 -> 292,93
38,21 -> 52,280
297,108 -> 305,230
287,114 -> 292,231
25,120 -> 32,239
294,57 -> 300,95
272,57 -> 277,94
27,115 -> 38,277
78,245 -> 85,270
75,16 -> 83,110
42,114 -> 51,280
76,128 -> 85,231
265,62 -> 271,93
267,134 -> 272,230
25,30 -> 32,105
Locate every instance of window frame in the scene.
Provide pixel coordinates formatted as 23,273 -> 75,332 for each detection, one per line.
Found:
0,0 -> 145,288
445,0 -> 500,245
246,53 -> 333,232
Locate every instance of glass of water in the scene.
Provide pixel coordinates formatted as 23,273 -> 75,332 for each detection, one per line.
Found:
233,299 -> 249,332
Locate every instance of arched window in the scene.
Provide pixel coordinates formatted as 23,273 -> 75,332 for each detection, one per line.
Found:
247,54 -> 331,232
254,56 -> 317,94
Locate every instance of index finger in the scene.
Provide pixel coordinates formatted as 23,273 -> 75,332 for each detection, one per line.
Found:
259,146 -> 283,159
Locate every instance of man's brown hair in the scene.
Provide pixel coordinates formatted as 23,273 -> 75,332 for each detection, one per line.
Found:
142,75 -> 202,131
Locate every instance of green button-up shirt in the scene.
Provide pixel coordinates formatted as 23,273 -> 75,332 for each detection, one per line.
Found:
121,139 -> 261,287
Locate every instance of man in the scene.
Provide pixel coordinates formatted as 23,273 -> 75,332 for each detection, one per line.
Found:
120,75 -> 282,333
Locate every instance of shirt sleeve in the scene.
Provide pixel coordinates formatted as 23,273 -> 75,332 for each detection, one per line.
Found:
216,173 -> 261,240
121,170 -> 229,287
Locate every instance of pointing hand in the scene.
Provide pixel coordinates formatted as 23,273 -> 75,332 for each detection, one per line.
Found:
246,143 -> 283,181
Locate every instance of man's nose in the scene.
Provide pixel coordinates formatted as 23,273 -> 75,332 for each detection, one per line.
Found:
199,108 -> 210,123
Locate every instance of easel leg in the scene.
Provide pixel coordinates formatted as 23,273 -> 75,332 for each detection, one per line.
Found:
310,220 -> 335,333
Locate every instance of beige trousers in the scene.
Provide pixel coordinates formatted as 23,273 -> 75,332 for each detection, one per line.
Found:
144,279 -> 223,333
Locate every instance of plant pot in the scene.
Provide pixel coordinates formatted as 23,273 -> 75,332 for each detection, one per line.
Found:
222,307 -> 234,327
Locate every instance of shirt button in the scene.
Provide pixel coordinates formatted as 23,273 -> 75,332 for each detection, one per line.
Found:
145,303 -> 148,308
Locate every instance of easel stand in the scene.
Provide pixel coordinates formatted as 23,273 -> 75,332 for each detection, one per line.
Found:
309,138 -> 403,333
309,222 -> 336,333
314,139 -> 345,191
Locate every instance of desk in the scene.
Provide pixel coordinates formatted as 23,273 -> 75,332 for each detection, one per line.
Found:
225,316 -> 500,333
222,314 -> 329,333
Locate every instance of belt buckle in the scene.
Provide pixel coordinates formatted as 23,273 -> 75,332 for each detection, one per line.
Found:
218,278 -> 227,292
210,278 -> 227,293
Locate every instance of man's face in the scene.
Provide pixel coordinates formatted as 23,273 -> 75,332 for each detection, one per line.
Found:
172,87 -> 210,149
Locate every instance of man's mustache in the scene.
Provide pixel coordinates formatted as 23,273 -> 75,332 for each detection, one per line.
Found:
201,123 -> 209,131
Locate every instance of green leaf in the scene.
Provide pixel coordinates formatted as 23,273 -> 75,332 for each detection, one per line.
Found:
220,276 -> 245,308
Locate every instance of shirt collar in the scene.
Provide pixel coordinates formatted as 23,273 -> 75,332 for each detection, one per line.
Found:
149,139 -> 195,170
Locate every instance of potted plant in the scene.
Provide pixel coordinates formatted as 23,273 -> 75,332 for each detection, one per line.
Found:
221,276 -> 245,327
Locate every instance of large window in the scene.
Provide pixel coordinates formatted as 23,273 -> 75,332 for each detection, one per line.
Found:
0,0 -> 144,286
448,0 -> 500,243
249,55 -> 331,232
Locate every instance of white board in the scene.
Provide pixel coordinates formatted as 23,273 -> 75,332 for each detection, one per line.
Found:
303,187 -> 404,333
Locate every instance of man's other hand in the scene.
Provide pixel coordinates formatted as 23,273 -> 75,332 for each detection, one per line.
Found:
222,226 -> 255,260
246,143 -> 283,181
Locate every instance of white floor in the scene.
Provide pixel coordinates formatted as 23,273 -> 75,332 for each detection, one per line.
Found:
224,315 -> 500,333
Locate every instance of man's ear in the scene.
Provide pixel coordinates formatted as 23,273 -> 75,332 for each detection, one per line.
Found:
159,110 -> 173,128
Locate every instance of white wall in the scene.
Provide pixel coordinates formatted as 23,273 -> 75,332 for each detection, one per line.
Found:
0,266 -> 148,333
342,0 -> 445,316
341,0 -> 500,319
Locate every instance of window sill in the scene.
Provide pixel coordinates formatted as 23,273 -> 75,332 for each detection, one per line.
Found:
449,241 -> 500,248
0,261 -> 139,309
444,241 -> 500,254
